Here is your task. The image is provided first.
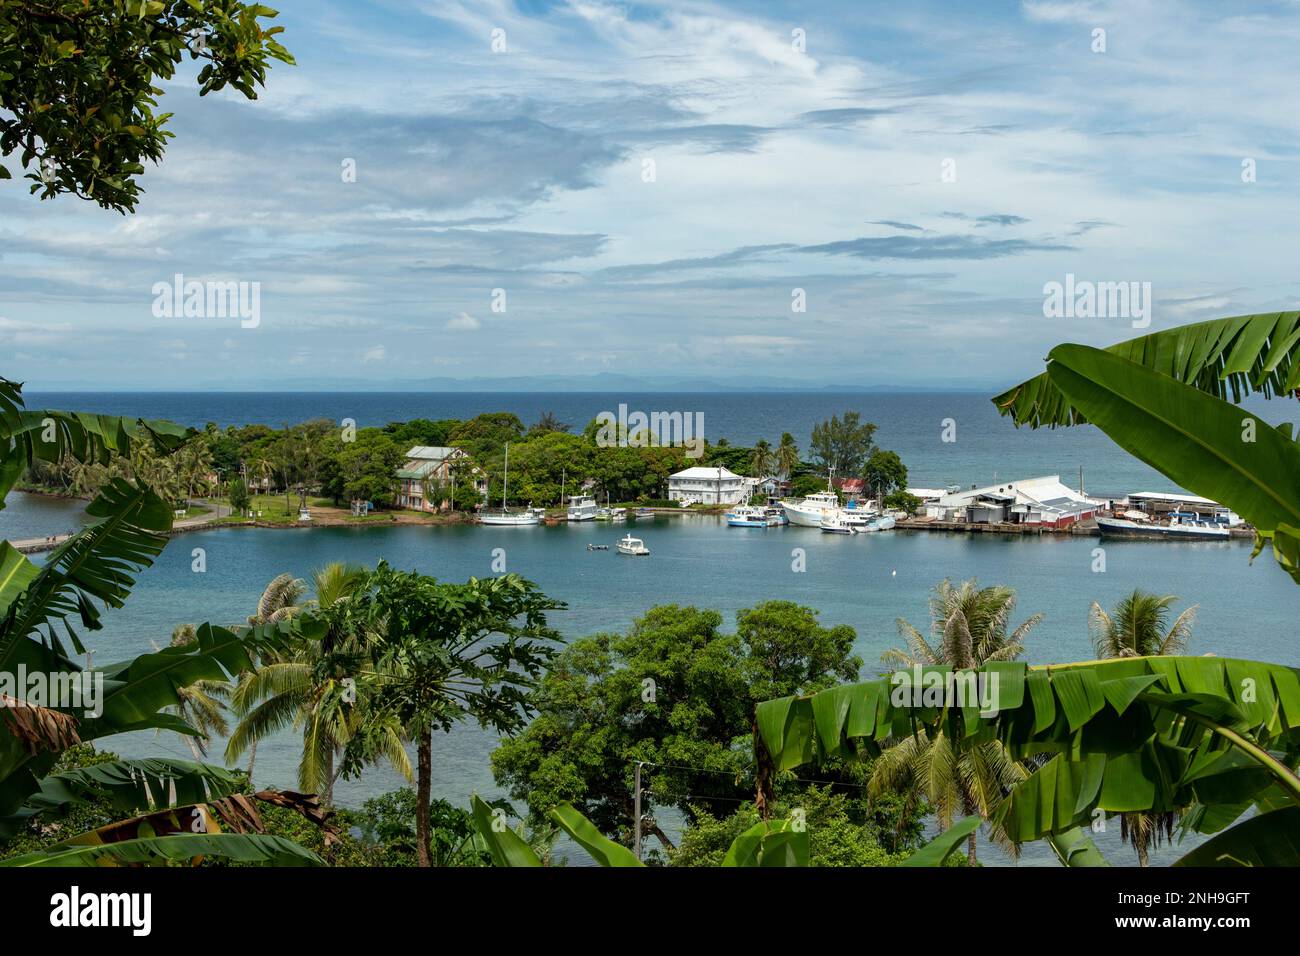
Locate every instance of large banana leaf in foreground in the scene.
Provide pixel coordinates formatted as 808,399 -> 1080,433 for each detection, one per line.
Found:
1038,345 -> 1300,581
1,789 -> 333,867
0,478 -> 174,659
993,311 -> 1300,428
899,816 -> 980,867
756,657 -> 1300,864
1,758 -> 246,838
0,377 -> 193,506
0,618 -> 313,825
1172,807 -> 1300,866
1,832 -> 320,867
469,796 -> 810,867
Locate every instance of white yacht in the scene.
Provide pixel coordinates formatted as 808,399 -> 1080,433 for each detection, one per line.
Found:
819,513 -> 857,534
567,494 -> 598,521
781,490 -> 842,527
617,534 -> 650,556
479,443 -> 540,526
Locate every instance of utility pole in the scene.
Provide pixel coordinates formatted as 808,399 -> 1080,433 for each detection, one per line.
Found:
633,761 -> 644,861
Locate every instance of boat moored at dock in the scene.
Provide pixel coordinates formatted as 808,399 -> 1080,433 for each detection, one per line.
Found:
567,495 -> 598,521
1097,513 -> 1229,541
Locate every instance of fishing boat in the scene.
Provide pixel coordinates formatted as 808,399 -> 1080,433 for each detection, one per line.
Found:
781,489 -> 842,527
1097,512 -> 1229,541
764,506 -> 788,526
616,534 -> 650,556
567,494 -> 598,521
479,443 -> 540,526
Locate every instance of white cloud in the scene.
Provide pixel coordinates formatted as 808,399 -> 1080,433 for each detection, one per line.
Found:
446,312 -> 481,331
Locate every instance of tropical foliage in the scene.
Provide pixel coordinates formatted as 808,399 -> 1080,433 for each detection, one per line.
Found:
0,0 -> 294,212
755,654 -> 1300,866
994,312 -> 1300,583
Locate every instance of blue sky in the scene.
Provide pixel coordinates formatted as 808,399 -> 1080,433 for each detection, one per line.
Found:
4,0 -> 1300,390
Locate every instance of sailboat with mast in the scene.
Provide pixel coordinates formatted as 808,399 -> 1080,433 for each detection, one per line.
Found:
479,443 -> 540,525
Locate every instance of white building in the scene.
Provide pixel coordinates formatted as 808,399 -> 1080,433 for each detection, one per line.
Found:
668,466 -> 748,506
931,475 -> 1102,528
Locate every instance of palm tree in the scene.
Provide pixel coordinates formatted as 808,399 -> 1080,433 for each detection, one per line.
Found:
1088,590 -> 1197,865
230,572 -> 306,781
874,578 -> 1043,864
1088,590 -> 1197,658
227,564 -> 409,805
166,623 -> 230,760
749,439 -> 774,480
776,432 -> 799,480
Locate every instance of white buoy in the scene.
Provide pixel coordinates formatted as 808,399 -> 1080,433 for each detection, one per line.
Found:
891,570 -> 896,577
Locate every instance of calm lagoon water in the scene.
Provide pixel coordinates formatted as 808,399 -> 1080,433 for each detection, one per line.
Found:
2,492 -> 1296,866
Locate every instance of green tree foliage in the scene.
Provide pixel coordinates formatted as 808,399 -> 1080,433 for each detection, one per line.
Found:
450,412 -> 524,459
383,418 -> 459,448
671,786 -> 915,867
883,490 -> 921,515
491,601 -> 862,852
863,448 -> 907,498
346,564 -> 563,866
809,411 -> 877,478
0,0 -> 294,212
317,427 -> 404,505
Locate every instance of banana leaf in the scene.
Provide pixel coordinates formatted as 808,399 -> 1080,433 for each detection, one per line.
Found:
721,818 -> 809,867
470,795 -> 542,867
899,816 -> 980,867
1039,345 -> 1300,582
993,311 -> 1300,428
1173,807 -> 1300,866
1046,827 -> 1111,866
0,377 -> 192,507
0,757 -> 246,837
549,802 -> 643,867
0,478 -> 174,660
0,832 -> 321,867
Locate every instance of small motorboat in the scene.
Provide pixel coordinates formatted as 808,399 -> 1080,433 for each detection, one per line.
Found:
634,507 -> 655,518
820,513 -> 857,534
610,508 -> 628,523
586,543 -> 609,551
617,534 -> 650,556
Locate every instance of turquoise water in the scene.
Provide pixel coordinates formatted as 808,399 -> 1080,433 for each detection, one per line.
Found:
3,492 -> 1296,865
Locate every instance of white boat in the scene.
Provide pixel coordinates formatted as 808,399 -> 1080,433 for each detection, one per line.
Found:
781,490 -> 842,527
819,513 -> 857,534
726,506 -> 774,527
610,508 -> 628,522
479,443 -> 540,526
567,494 -> 598,521
870,515 -> 897,531
617,534 -> 650,556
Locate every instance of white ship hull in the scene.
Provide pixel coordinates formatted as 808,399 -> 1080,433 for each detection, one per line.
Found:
782,501 -> 840,527
479,511 -> 540,526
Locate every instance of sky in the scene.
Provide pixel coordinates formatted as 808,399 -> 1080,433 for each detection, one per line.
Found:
3,0 -> 1300,390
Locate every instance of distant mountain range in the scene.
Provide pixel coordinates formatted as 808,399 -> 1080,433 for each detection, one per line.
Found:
29,372 -> 991,393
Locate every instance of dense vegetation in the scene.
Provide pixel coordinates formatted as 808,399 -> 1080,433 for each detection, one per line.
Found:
20,408 -> 910,512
